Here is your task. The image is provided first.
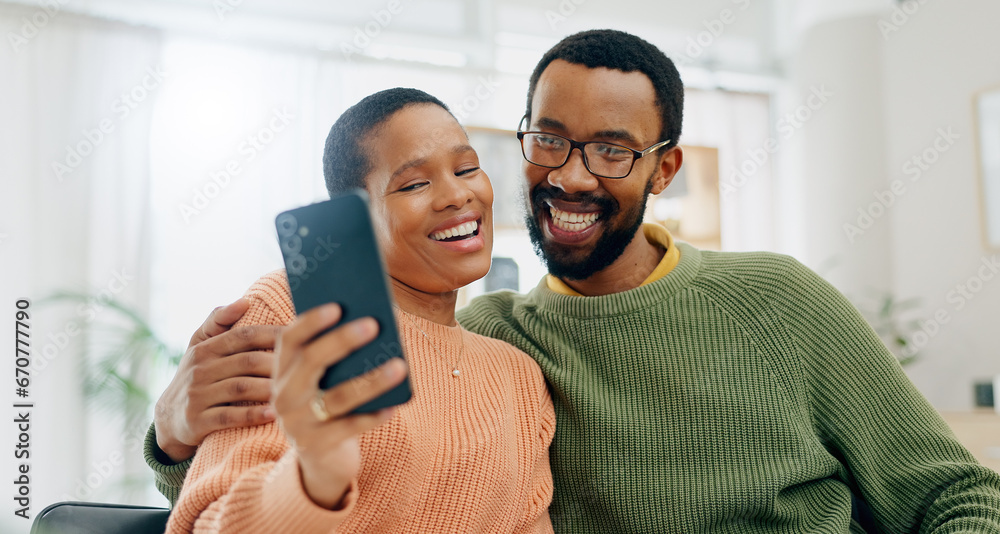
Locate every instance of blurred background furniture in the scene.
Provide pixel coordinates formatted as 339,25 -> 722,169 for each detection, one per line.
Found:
940,409 -> 1000,473
30,501 -> 169,534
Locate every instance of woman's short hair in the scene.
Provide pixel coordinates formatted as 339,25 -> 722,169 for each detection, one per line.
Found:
323,88 -> 451,197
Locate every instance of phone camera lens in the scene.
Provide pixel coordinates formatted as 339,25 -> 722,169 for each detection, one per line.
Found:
280,235 -> 302,255
288,254 -> 307,276
276,213 -> 297,237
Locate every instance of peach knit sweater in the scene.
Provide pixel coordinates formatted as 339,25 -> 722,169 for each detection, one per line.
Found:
165,270 -> 555,533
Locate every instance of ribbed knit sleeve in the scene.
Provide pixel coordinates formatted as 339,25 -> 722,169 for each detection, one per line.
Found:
143,422 -> 192,508
165,270 -> 357,533
750,255 -> 1000,533
515,384 -> 556,533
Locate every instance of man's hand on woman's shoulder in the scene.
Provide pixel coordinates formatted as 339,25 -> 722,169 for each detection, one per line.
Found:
153,298 -> 280,463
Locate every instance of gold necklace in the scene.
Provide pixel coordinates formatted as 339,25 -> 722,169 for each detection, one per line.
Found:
396,307 -> 464,377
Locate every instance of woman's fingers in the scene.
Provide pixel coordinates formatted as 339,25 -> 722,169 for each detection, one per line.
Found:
315,358 -> 407,421
273,317 -> 404,509
275,304 -> 344,377
275,355 -> 405,434
280,316 -> 380,393
274,310 -> 393,417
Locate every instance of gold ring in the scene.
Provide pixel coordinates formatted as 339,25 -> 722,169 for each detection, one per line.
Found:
310,391 -> 332,422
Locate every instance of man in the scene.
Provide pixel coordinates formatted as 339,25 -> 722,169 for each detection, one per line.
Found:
146,30 -> 1000,532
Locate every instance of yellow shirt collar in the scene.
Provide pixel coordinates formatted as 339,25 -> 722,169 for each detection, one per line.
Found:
546,222 -> 681,297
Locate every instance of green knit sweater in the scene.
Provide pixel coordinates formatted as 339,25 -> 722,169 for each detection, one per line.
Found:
456,242 -> 1000,533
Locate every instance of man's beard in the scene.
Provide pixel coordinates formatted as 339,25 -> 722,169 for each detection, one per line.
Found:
525,179 -> 653,281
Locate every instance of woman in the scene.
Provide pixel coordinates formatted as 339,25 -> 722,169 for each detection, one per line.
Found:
165,88 -> 554,533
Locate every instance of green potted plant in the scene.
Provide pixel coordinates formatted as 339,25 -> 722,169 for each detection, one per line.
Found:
39,291 -> 183,500
855,290 -> 922,367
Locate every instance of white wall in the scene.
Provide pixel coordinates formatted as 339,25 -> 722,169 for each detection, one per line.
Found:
787,15 -> 893,298
787,2 -> 1000,411
881,1 -> 1000,410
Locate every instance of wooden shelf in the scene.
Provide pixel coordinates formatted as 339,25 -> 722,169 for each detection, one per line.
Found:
940,410 -> 1000,473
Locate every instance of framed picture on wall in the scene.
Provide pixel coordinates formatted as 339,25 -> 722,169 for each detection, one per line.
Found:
975,87 -> 1000,250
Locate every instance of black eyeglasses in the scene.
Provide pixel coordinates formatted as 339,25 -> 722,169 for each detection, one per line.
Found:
516,123 -> 671,179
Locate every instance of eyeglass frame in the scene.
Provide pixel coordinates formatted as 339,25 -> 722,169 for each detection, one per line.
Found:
515,116 -> 673,179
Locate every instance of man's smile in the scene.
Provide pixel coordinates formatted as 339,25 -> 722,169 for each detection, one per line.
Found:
548,205 -> 601,233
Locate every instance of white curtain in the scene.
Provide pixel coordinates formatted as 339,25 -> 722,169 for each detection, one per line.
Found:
0,6 -> 162,520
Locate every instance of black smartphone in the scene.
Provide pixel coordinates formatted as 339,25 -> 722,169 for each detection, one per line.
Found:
274,189 -> 411,413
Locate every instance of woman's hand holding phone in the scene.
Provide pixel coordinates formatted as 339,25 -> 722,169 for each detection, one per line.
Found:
273,303 -> 407,510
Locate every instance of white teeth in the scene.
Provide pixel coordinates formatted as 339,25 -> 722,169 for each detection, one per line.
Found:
431,221 -> 479,241
548,206 -> 600,232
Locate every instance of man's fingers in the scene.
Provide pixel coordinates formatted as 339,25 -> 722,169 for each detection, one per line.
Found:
213,297 -> 250,327
199,404 -> 276,436
197,325 -> 283,365
315,358 -> 407,420
189,298 -> 250,347
210,404 -> 277,432
202,351 -> 275,383
201,377 -> 273,407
